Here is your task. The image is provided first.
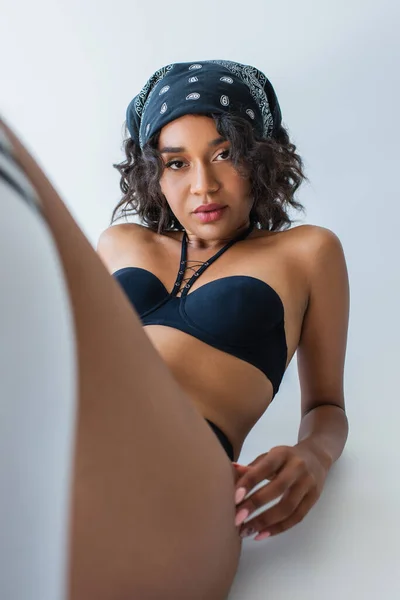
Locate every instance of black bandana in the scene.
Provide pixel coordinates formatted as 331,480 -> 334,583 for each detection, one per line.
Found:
126,60 -> 282,149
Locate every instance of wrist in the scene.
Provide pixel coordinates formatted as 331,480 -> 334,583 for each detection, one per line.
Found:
295,437 -> 333,471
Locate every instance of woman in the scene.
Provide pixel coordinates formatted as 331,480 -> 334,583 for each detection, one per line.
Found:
0,59 -> 349,600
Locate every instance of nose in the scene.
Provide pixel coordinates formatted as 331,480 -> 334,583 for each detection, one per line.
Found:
190,163 -> 220,195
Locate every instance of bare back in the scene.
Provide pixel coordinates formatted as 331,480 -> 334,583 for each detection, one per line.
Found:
97,221 -> 315,458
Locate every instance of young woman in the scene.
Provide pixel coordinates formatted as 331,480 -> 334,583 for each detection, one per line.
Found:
0,59 -> 349,600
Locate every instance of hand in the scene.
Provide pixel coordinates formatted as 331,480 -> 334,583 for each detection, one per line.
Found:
233,443 -> 329,540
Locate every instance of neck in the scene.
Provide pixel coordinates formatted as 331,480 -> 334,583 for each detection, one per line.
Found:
184,220 -> 253,251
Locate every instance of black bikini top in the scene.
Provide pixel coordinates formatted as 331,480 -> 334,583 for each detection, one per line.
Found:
113,221 -> 287,398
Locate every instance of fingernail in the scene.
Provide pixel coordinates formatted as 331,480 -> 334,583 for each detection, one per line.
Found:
235,508 -> 250,527
254,531 -> 271,541
235,487 -> 246,505
240,527 -> 256,539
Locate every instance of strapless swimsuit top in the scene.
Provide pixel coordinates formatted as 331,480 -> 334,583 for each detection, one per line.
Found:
113,221 -> 287,397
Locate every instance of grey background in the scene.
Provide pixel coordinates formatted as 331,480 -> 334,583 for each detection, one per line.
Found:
1,0 -> 399,598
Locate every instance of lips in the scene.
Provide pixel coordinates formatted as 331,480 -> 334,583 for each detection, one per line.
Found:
194,203 -> 226,213
193,205 -> 227,223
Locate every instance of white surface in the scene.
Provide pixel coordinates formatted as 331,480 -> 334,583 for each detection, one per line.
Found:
1,0 -> 400,598
0,184 -> 77,598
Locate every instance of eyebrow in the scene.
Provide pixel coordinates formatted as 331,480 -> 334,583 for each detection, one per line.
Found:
159,136 -> 227,154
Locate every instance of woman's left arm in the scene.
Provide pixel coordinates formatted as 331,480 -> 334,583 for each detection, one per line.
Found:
295,226 -> 350,468
234,227 -> 350,539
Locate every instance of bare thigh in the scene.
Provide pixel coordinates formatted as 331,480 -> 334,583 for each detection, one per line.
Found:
0,119 -> 243,600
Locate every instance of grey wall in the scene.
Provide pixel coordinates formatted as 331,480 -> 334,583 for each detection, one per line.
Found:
1,1 -> 399,598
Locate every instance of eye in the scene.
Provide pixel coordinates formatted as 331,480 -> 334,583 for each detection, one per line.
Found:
164,149 -> 230,171
216,149 -> 231,161
165,159 -> 186,170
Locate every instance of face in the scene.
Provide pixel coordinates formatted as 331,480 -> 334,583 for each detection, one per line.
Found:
157,114 -> 253,240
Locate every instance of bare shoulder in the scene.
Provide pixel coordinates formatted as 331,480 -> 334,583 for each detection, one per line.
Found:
96,222 -> 150,255
283,223 -> 343,246
96,222 -> 153,273
285,225 -> 348,307
262,224 -> 347,296
279,224 -> 345,265
97,222 -> 149,245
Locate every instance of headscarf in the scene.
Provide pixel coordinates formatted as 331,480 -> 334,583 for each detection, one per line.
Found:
126,60 -> 282,149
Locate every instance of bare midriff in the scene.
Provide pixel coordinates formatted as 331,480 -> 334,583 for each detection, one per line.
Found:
144,324 -> 275,461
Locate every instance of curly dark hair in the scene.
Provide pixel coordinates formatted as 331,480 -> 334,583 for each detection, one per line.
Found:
111,112 -> 308,234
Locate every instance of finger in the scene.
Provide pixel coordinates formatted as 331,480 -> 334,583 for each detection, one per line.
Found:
235,448 -> 289,503
232,463 -> 250,472
240,479 -> 310,536
237,457 -> 306,515
257,490 -> 318,539
232,463 -> 250,486
263,491 -> 317,537
233,468 -> 244,485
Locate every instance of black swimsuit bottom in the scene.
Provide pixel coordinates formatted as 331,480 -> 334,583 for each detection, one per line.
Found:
205,419 -> 234,461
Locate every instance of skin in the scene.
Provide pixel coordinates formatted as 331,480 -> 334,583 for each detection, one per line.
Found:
1,116 -> 245,598
158,113 -> 254,249
1,113 -> 348,599
102,114 -> 349,540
